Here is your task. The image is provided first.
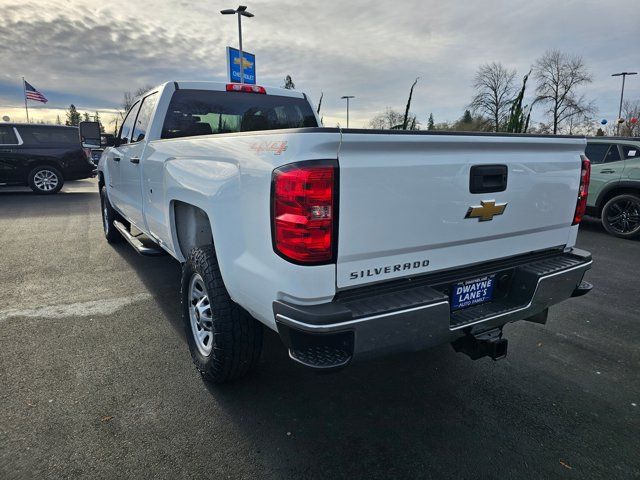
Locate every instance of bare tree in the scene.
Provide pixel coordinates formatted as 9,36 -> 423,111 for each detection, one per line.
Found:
119,85 -> 154,119
369,107 -> 419,130
369,108 -> 404,129
469,62 -> 516,132
533,50 -> 593,134
620,99 -> 640,137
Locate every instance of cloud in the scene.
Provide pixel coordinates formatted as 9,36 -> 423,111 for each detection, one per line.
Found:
0,0 -> 638,128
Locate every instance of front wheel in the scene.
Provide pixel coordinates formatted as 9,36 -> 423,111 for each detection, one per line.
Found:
601,194 -> 640,239
100,186 -> 123,243
28,166 -> 64,194
181,245 -> 263,384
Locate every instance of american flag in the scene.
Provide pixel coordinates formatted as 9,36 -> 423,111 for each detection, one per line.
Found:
24,80 -> 48,103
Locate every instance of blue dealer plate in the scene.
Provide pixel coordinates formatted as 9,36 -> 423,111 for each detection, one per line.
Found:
451,274 -> 496,310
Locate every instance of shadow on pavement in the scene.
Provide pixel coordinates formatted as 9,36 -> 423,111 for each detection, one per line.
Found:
111,242 -> 184,338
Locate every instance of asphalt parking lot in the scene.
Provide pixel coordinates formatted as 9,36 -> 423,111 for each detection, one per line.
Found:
1,178 -> 638,480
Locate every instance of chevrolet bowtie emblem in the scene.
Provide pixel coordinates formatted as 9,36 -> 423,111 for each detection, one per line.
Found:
465,200 -> 507,221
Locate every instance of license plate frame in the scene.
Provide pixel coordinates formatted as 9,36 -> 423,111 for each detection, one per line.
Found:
450,274 -> 496,310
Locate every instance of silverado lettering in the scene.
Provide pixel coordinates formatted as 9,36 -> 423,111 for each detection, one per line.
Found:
349,260 -> 430,280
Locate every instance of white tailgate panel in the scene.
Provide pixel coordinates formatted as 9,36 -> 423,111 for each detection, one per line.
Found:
336,133 -> 586,288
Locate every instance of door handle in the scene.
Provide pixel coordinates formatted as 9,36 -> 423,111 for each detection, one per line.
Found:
130,157 -> 140,164
469,164 -> 508,193
600,169 -> 615,174
0,148 -> 13,152
113,157 -> 121,162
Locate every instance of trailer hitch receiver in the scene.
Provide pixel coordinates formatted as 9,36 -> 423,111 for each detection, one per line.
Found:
451,327 -> 508,361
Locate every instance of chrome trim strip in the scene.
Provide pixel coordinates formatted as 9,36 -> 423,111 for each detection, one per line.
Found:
13,128 -> 24,146
276,301 -> 450,331
340,227 -> 569,263
448,260 -> 593,331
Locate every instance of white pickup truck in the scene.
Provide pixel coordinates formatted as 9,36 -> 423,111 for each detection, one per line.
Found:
87,81 -> 593,384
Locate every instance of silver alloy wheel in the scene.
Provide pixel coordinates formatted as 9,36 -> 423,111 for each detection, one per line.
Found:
189,273 -> 214,356
33,169 -> 59,191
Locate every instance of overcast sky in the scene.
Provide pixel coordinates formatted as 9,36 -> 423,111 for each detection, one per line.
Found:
0,0 -> 638,130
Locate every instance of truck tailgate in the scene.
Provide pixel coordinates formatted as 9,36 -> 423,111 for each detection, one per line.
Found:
336,132 -> 586,288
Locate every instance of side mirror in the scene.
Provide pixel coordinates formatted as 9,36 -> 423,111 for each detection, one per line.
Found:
79,121 -> 101,148
102,134 -> 116,147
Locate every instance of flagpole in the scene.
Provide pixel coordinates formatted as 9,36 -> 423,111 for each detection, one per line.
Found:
22,77 -> 29,123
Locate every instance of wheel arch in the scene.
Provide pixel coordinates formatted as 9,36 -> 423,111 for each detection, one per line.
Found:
595,181 -> 640,215
171,200 -> 214,262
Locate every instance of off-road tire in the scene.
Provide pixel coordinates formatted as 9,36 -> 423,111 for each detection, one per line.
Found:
100,186 -> 124,243
28,165 -> 64,194
601,193 -> 640,239
181,245 -> 263,384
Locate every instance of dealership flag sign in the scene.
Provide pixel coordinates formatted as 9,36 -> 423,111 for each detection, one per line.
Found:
226,47 -> 256,85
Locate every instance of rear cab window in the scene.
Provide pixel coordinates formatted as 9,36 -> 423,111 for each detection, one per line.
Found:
16,126 -> 79,146
161,89 -> 318,139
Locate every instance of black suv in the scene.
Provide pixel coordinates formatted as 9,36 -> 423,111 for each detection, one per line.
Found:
0,124 -> 96,194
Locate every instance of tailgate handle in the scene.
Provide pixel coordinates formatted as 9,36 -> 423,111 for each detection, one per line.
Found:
470,165 -> 508,194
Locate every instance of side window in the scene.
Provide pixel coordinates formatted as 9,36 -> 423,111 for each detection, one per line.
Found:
603,145 -> 621,163
585,144 -> 609,164
119,102 -> 140,145
622,145 -> 640,160
131,93 -> 158,143
17,126 -> 78,145
0,126 -> 18,145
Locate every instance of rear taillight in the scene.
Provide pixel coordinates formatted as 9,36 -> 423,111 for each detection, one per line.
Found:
272,161 -> 338,264
83,147 -> 94,165
226,83 -> 266,94
572,155 -> 591,225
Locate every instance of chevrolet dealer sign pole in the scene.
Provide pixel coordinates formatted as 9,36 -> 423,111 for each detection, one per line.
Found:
221,5 -> 254,84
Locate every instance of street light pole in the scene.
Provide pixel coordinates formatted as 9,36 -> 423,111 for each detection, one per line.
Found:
341,95 -> 355,128
221,5 -> 254,84
612,72 -> 637,135
237,13 -> 243,83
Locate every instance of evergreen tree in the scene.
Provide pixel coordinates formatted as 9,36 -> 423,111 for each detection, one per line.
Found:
462,109 -> 473,124
595,127 -> 605,136
505,72 -> 532,133
95,112 -> 105,133
283,75 -> 295,89
56,114 -> 62,125
427,113 -> 435,130
65,104 -> 81,126
402,77 -> 419,130
83,112 -> 91,122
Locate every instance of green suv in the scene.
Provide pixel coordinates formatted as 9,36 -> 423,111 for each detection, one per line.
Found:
585,137 -> 640,238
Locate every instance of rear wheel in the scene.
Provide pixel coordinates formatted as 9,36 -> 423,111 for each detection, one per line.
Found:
100,186 -> 123,243
28,166 -> 63,194
181,245 -> 263,384
601,194 -> 640,239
